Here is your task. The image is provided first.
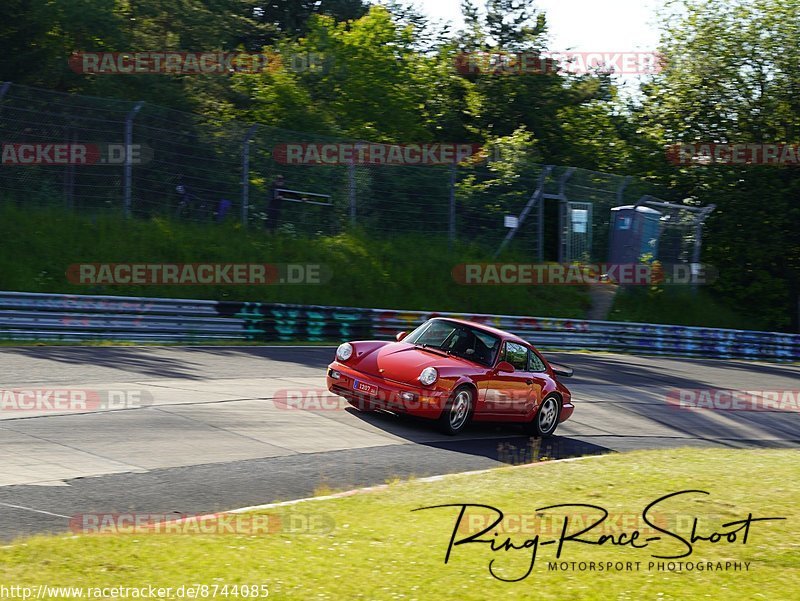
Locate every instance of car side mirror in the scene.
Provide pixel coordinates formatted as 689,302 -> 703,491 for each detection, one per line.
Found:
550,363 -> 574,378
396,331 -> 408,342
496,361 -> 515,373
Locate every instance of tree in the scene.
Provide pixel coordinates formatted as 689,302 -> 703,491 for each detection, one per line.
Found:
632,0 -> 800,330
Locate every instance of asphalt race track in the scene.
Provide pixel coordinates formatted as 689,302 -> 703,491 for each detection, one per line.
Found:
1,346 -> 798,542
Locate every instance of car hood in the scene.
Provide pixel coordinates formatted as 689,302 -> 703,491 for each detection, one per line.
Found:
350,342 -> 473,383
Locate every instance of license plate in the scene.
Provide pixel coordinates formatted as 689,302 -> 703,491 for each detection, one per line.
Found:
353,379 -> 378,396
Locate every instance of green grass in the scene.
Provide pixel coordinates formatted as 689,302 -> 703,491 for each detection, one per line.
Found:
0,205 -> 761,331
608,286 -> 766,331
1,448 -> 796,600
0,205 -> 589,318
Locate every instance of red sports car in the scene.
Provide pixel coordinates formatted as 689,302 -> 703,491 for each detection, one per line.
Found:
326,317 -> 574,435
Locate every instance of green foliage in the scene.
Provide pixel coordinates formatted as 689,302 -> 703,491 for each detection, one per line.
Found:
0,0 -> 796,330
608,286 -> 766,331
631,0 -> 800,331
0,205 -> 590,317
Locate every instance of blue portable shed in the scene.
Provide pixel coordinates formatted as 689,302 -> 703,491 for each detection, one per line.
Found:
608,205 -> 662,263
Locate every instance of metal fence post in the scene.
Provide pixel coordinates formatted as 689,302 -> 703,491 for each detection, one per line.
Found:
691,204 -> 716,294
0,83 -> 10,210
691,205 -> 716,264
123,101 -> 144,218
555,167 -> 576,263
536,199 -> 544,261
449,160 -> 456,248
617,175 -> 631,205
494,165 -> 553,259
348,157 -> 356,226
64,128 -> 76,209
241,124 -> 258,227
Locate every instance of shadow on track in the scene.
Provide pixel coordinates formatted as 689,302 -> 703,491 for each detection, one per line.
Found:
0,345 -> 336,380
343,406 -> 612,464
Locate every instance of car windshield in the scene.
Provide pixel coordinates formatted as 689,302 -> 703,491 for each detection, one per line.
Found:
403,319 -> 500,367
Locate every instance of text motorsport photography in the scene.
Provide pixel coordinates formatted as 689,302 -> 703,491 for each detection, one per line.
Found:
413,490 -> 785,582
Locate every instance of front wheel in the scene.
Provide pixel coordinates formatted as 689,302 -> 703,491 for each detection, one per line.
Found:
437,386 -> 473,435
525,395 -> 561,437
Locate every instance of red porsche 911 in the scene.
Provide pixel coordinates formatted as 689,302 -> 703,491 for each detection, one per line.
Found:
326,317 -> 574,436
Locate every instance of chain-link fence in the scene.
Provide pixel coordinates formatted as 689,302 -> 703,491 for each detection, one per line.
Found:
0,82 -> 700,261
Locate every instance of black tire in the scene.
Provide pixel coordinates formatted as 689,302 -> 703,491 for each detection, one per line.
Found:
525,395 -> 561,437
437,386 -> 474,435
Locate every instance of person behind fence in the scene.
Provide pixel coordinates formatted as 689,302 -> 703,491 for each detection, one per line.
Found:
175,175 -> 194,218
266,174 -> 285,232
214,198 -> 232,222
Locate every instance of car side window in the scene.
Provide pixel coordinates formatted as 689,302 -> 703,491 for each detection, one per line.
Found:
503,342 -> 529,371
528,350 -> 546,372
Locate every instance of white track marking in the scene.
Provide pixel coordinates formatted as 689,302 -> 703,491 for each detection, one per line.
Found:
0,501 -> 71,519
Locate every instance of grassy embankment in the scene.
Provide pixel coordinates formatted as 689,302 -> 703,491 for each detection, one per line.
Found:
0,205 -> 760,330
0,206 -> 588,317
0,448 -> 796,600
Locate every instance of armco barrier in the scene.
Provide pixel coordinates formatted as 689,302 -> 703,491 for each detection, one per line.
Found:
0,291 -> 797,362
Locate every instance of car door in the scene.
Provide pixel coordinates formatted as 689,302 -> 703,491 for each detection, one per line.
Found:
525,347 -> 550,419
483,341 -> 536,417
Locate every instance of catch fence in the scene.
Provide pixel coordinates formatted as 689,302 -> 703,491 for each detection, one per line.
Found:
0,82 -> 695,261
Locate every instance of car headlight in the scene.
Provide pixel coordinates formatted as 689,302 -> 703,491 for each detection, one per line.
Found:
419,367 -> 438,386
336,343 -> 353,361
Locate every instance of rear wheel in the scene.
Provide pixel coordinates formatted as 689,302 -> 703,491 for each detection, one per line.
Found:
525,395 -> 561,437
437,386 -> 474,435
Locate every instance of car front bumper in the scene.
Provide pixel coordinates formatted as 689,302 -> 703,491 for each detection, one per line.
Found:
326,362 -> 449,419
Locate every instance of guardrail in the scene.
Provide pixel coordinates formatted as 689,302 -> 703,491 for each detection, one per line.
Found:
0,291 -> 797,362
